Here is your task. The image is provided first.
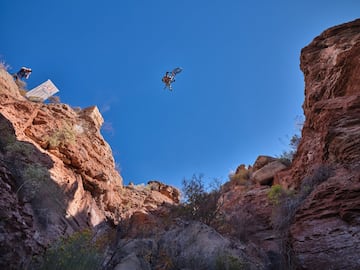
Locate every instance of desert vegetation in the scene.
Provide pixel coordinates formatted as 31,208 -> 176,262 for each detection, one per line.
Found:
32,229 -> 103,270
0,60 -> 10,70
228,166 -> 252,187
278,134 -> 301,166
3,139 -> 52,201
46,122 -> 77,148
215,252 -> 246,270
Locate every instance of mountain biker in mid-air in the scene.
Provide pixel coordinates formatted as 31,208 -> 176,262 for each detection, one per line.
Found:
162,67 -> 182,91
162,71 -> 175,90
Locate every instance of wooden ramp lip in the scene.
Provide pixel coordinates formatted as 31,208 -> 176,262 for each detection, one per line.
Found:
25,79 -> 59,101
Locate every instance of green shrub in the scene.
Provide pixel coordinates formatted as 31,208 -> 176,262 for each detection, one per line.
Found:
36,229 -> 103,270
16,164 -> 49,199
267,184 -> 285,205
5,141 -> 34,157
0,128 -> 16,147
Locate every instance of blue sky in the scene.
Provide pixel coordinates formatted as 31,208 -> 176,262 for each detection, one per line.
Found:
1,1 -> 359,188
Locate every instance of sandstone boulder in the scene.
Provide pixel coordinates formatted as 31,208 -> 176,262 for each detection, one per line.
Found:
148,180 -> 180,203
252,155 -> 277,172
79,105 -> 104,130
252,161 -> 287,185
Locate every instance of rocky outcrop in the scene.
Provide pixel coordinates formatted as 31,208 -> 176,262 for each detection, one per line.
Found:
0,68 -> 25,100
275,19 -> 360,269
252,160 -> 287,185
221,185 -> 275,249
0,77 -> 124,220
290,173 -> 360,269
109,221 -> 260,270
122,182 -> 179,211
148,180 -> 180,203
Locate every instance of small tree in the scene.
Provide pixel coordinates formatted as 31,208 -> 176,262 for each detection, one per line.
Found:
180,174 -> 223,226
279,134 -> 301,165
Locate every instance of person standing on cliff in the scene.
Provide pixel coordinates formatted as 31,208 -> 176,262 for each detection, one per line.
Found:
13,67 -> 32,80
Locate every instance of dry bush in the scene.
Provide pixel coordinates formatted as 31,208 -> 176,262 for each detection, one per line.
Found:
0,60 -> 10,70
47,122 -> 77,148
229,170 -> 251,187
27,96 -> 45,103
299,165 -> 334,198
278,134 -> 301,165
15,78 -> 27,92
19,89 -> 27,97
72,106 -> 82,113
48,96 -> 61,104
4,141 -> 50,201
172,174 -> 224,227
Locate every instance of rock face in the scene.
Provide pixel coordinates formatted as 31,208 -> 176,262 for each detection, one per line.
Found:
0,68 -> 122,268
276,19 -> 360,269
277,19 -> 360,188
148,180 -> 181,203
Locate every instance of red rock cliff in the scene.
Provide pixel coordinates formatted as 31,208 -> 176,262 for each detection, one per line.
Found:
278,19 -> 360,188
277,19 -> 360,269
